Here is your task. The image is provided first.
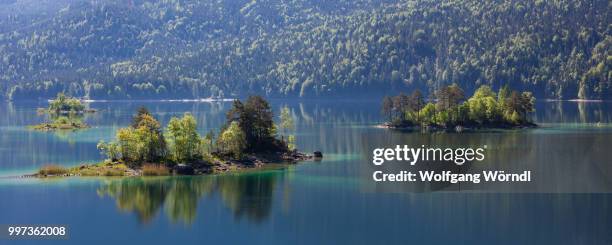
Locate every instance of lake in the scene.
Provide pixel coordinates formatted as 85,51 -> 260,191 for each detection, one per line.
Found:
0,99 -> 611,244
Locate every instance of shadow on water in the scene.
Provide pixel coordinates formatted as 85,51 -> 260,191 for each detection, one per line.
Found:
96,170 -> 283,225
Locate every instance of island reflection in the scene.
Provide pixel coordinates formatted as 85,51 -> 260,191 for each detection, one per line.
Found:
97,169 -> 284,225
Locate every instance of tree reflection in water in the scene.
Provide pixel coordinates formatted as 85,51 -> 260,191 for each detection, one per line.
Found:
217,171 -> 277,223
97,170 -> 283,225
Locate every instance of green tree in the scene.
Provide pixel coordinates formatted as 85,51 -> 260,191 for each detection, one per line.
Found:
498,84 -> 511,107
520,92 -> 536,121
48,93 -> 85,114
132,107 -> 152,128
419,103 -> 437,125
48,93 -> 68,114
116,127 -> 143,165
384,84 -> 536,127
467,85 -> 500,124
218,121 -> 247,158
199,131 -> 215,156
467,96 -> 499,124
135,113 -> 167,162
166,113 -> 201,163
473,85 -> 496,99
226,96 -> 277,152
97,140 -> 121,161
506,91 -> 536,123
99,107 -> 167,166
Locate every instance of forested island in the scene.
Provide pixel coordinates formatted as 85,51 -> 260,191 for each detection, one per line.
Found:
35,96 -> 315,177
381,84 -> 536,131
30,93 -> 94,130
1,0 -> 609,100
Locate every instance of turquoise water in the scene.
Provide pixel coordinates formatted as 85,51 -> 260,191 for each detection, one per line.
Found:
0,100 -> 611,244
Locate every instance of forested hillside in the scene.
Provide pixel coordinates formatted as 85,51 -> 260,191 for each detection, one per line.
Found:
0,0 -> 609,100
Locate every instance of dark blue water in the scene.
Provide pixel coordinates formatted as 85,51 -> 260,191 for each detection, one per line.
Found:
0,100 -> 611,244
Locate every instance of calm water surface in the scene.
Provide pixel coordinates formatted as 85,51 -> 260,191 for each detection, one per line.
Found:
0,100 -> 611,244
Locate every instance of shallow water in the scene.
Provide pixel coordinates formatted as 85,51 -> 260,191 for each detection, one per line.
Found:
0,100 -> 611,244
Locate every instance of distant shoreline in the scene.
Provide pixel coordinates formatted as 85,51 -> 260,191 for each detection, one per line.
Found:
544,99 -> 605,102
79,98 -> 235,103
377,122 -> 537,132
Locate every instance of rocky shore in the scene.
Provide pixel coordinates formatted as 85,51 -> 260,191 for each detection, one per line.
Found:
203,151 -> 316,174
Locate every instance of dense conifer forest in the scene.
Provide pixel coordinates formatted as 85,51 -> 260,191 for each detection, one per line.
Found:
0,0 -> 609,100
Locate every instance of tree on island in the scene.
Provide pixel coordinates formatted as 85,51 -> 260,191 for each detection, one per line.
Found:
381,96 -> 394,122
382,84 -> 536,129
166,113 -> 202,163
47,93 -> 86,114
226,96 -> 286,153
217,121 -> 247,158
506,91 -> 536,123
97,96 -> 292,169
31,93 -> 92,130
436,83 -> 465,111
99,108 -> 170,167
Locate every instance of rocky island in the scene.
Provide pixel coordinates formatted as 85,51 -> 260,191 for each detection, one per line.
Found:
380,84 -> 537,132
33,96 -> 320,177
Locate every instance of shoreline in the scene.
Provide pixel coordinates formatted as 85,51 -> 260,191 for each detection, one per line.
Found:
545,99 -> 605,103
29,123 -> 90,131
29,151 -> 320,178
376,122 -> 538,132
81,98 -> 234,103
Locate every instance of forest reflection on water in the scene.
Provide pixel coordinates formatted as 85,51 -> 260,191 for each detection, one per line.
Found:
97,169 -> 288,225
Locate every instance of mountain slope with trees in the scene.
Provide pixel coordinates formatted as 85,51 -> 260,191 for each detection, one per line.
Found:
0,0 -> 609,100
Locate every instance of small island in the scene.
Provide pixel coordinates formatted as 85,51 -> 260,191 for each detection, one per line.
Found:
31,93 -> 95,130
381,84 -> 536,131
30,116 -> 89,131
34,96 -> 316,177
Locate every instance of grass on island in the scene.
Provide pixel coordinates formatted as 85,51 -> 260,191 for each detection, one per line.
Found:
38,165 -> 69,176
37,162 -> 174,177
30,116 -> 89,131
142,164 -> 170,176
37,162 -> 130,177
